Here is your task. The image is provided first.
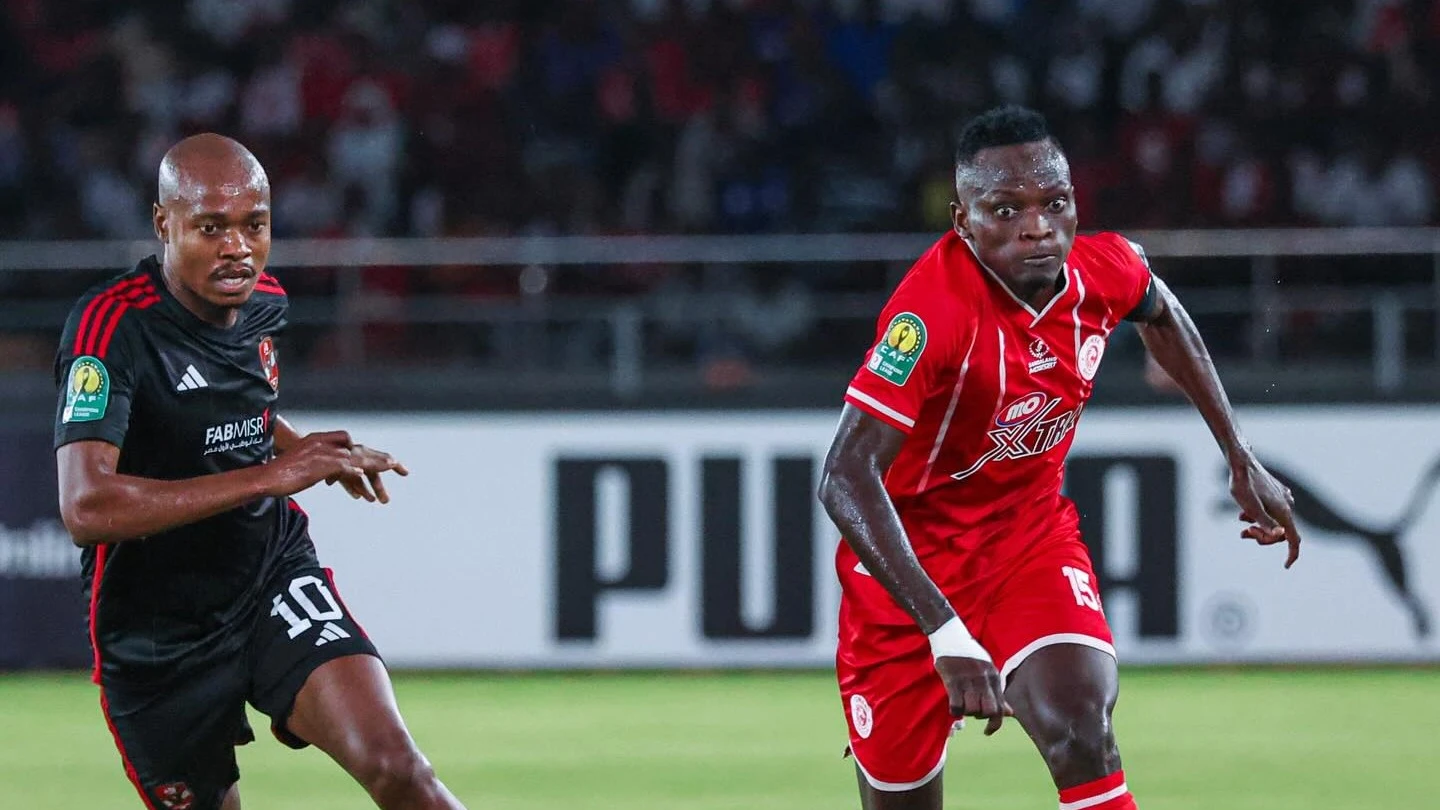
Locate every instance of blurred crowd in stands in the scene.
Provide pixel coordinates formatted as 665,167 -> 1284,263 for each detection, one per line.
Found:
1,0 -> 1437,378
2,0 -> 1437,240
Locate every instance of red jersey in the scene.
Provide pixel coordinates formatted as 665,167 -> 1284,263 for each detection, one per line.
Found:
843,230 -> 1153,560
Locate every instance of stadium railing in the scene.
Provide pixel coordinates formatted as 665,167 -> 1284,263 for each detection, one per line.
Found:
2,228 -> 1438,406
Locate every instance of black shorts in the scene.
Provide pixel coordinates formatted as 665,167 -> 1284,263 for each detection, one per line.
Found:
99,566 -> 378,810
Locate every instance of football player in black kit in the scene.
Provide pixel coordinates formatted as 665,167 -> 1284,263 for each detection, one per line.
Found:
54,134 -> 468,810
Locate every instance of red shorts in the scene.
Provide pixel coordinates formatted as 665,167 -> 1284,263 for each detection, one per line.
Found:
835,530 -> 1115,791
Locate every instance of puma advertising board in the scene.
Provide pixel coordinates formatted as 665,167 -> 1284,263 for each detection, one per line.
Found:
4,408 -> 1437,669
287,407 -> 1440,668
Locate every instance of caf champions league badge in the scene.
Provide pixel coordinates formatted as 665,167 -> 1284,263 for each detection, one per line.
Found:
258,336 -> 279,392
867,312 -> 926,386
62,355 -> 109,423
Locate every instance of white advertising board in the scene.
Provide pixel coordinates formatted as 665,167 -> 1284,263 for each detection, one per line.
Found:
289,407 -> 1440,667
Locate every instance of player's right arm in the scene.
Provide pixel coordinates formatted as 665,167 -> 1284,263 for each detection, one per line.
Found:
58,435 -> 361,546
818,278 -> 1011,734
819,406 -> 957,633
819,407 -> 1012,735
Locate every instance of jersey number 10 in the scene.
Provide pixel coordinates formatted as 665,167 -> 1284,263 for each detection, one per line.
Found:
269,575 -> 345,639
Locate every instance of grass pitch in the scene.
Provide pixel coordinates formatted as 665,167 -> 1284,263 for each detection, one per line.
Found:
1,668 -> 1436,809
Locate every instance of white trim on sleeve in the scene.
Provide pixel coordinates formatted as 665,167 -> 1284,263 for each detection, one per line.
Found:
845,386 -> 916,429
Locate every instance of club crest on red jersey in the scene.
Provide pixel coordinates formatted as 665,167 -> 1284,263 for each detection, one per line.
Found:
1077,334 -> 1105,381
154,782 -> 194,810
258,335 -> 279,392
849,693 -> 873,739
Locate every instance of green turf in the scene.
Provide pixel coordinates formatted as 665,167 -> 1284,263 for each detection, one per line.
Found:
1,669 -> 1436,809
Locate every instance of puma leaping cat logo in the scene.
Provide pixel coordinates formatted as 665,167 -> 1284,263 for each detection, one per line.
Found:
1227,458 -> 1440,639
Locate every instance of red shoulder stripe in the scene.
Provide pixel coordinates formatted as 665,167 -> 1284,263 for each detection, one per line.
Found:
74,276 -> 149,355
90,303 -> 130,358
94,300 -> 151,358
254,272 -> 286,295
90,285 -> 159,359
82,281 -> 158,358
78,278 -> 155,355
80,296 -> 123,356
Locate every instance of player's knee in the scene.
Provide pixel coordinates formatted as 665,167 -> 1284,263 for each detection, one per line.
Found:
1034,700 -> 1119,777
355,745 -> 438,799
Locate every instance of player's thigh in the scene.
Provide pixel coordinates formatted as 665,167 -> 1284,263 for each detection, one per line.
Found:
1005,642 -> 1119,732
247,565 -> 380,749
837,595 -> 953,796
978,535 -> 1117,689
101,658 -> 251,810
1004,643 -> 1122,790
284,653 -> 421,778
980,540 -> 1122,778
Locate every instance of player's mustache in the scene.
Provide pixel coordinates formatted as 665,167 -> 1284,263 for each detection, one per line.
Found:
211,263 -> 255,279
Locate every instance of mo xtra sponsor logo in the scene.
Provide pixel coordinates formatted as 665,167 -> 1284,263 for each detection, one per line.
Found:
949,393 -> 1081,482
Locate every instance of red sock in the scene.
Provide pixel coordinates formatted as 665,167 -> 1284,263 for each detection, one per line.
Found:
1058,770 -> 1136,810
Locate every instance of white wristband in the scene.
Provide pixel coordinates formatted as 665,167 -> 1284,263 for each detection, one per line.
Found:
927,616 -> 991,663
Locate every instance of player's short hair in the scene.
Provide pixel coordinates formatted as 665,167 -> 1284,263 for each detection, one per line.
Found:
954,106 -> 1055,165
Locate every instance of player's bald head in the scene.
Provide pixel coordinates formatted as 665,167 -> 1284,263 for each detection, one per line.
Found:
157,134 -> 269,208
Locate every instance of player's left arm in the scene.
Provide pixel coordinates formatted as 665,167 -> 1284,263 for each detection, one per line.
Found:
273,414 -> 409,503
1131,275 -> 1302,567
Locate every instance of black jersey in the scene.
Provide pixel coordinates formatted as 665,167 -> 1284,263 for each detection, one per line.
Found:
54,256 -> 317,685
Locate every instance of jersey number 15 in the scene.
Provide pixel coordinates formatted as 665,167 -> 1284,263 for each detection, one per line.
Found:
1062,566 -> 1103,612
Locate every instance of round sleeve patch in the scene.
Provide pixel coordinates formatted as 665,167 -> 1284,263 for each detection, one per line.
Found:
866,312 -> 927,386
63,355 -> 110,423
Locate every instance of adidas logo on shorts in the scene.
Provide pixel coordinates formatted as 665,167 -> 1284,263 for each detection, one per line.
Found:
314,622 -> 351,646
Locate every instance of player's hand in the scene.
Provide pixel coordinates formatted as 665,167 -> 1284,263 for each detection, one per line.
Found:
934,655 -> 1013,736
326,444 -> 409,504
266,431 -> 361,497
1229,453 -> 1302,568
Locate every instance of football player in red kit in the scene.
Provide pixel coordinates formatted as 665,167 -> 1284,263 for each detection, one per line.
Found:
818,106 -> 1302,810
